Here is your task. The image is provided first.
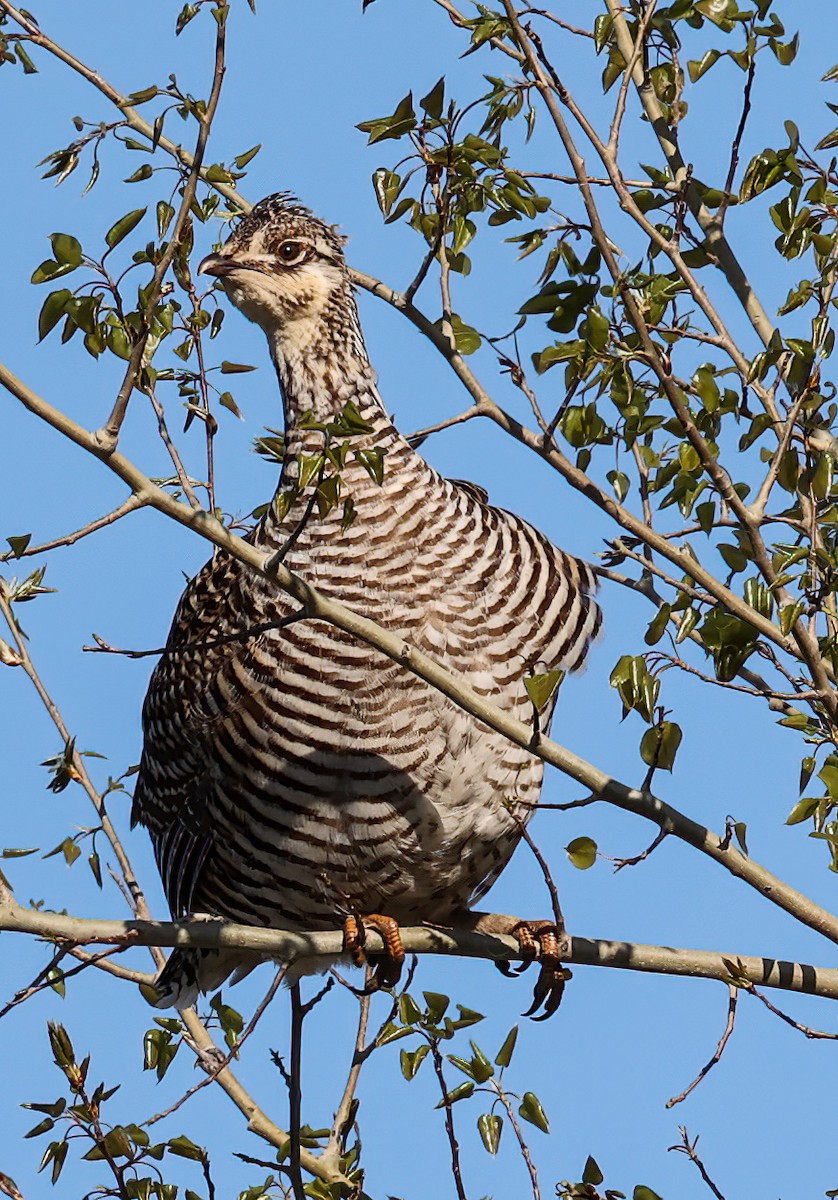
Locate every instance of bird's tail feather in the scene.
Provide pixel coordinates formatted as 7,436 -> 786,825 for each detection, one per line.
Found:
151,948 -> 260,1009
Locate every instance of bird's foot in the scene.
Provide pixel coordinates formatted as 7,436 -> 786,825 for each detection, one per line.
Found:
341,912 -> 405,993
498,920 -> 570,1021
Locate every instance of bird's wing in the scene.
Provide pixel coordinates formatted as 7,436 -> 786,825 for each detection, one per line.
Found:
131,550 -> 284,916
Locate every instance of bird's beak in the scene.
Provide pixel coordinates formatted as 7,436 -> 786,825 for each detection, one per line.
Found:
197,252 -> 236,278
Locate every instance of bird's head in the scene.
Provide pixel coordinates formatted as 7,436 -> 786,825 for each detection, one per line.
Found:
198,193 -> 356,356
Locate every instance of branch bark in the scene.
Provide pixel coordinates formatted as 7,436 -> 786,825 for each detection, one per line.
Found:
2,900 -> 838,1001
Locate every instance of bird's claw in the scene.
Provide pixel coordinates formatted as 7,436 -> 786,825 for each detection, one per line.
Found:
497,921 -> 569,1021
341,912 -> 405,993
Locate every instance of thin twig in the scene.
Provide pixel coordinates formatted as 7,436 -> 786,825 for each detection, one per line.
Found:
669,1128 -> 728,1200
407,404 -> 481,448
613,828 -> 669,873
430,1038 -> 468,1200
94,14 -> 228,451
146,966 -> 287,1127
83,608 -> 307,659
490,1080 -> 540,1200
324,986 -> 372,1166
743,982 -> 838,1040
667,986 -> 738,1107
288,984 -> 305,1200
0,496 -> 144,562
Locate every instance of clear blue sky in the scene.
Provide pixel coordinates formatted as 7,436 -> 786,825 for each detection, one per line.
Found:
1,2 -> 837,1197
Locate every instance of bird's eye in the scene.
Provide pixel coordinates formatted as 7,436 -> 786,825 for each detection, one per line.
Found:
277,240 -> 307,265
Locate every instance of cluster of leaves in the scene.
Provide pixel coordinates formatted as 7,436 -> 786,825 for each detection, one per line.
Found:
253,401 -> 388,537
358,76 -> 553,354
25,1022 -> 216,1199
557,1153 -> 662,1200
358,0 -> 838,871
380,990 -> 549,1166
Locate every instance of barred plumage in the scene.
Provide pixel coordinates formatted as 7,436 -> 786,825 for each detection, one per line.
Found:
132,193 -> 601,1007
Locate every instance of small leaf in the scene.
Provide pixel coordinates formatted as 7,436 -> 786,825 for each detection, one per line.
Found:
435,1081 -> 474,1107
477,1113 -> 503,1155
583,1156 -> 604,1185
786,796 -> 818,826
38,289 -> 72,341
124,164 -> 153,183
518,1091 -> 550,1133
524,669 -> 564,710
49,233 -> 82,266
167,1135 -> 205,1161
105,208 -> 147,249
234,143 -> 262,169
423,992 -> 450,1022
420,77 -> 445,119
565,836 -> 597,870
220,360 -> 257,374
494,1025 -> 518,1068
399,1044 -> 430,1081
639,721 -> 682,772
6,534 -> 33,557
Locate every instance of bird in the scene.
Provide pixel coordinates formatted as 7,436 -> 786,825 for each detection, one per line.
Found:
131,191 -> 601,1016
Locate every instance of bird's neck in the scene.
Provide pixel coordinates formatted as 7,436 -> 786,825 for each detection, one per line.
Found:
265,319 -> 397,481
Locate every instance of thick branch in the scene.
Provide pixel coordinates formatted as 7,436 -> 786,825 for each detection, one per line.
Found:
2,902 -> 838,1001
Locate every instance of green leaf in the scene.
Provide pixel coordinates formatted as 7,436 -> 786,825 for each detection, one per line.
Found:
423,992 -> 450,1022
477,1113 -> 503,1155
218,391 -> 243,418
688,49 -> 721,82
524,669 -> 564,710
124,164 -> 153,183
494,1025 -> 518,1068
167,1135 -> 205,1161
15,43 -> 38,73
420,77 -> 445,119
633,1188 -> 663,1200
399,992 -> 423,1025
566,836 -> 597,870
399,1044 -> 429,1081
49,233 -> 82,266
38,290 -> 72,341
220,360 -> 257,374
30,259 -> 78,285
355,447 -> 386,485
5,534 -> 32,558
234,143 -> 262,169
435,1081 -> 474,1107
468,1040 -> 494,1083
518,1091 -> 550,1133
433,313 -> 482,355
105,208 -> 147,249
357,92 -> 416,144
639,721 -> 682,772
583,1156 -> 604,1185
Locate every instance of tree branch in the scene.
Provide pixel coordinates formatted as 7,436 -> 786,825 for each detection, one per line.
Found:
2,901 -> 838,1001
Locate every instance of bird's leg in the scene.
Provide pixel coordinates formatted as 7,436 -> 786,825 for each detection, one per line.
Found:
452,909 -> 571,1021
341,912 -> 405,992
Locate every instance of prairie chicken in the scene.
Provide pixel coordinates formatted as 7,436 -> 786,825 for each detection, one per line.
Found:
132,193 -> 601,1013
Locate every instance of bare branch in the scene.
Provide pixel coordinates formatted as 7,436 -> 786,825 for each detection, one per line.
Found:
667,985 -> 738,1107
0,495 -> 144,562
669,1128 -> 728,1200
3,900 -> 838,1001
